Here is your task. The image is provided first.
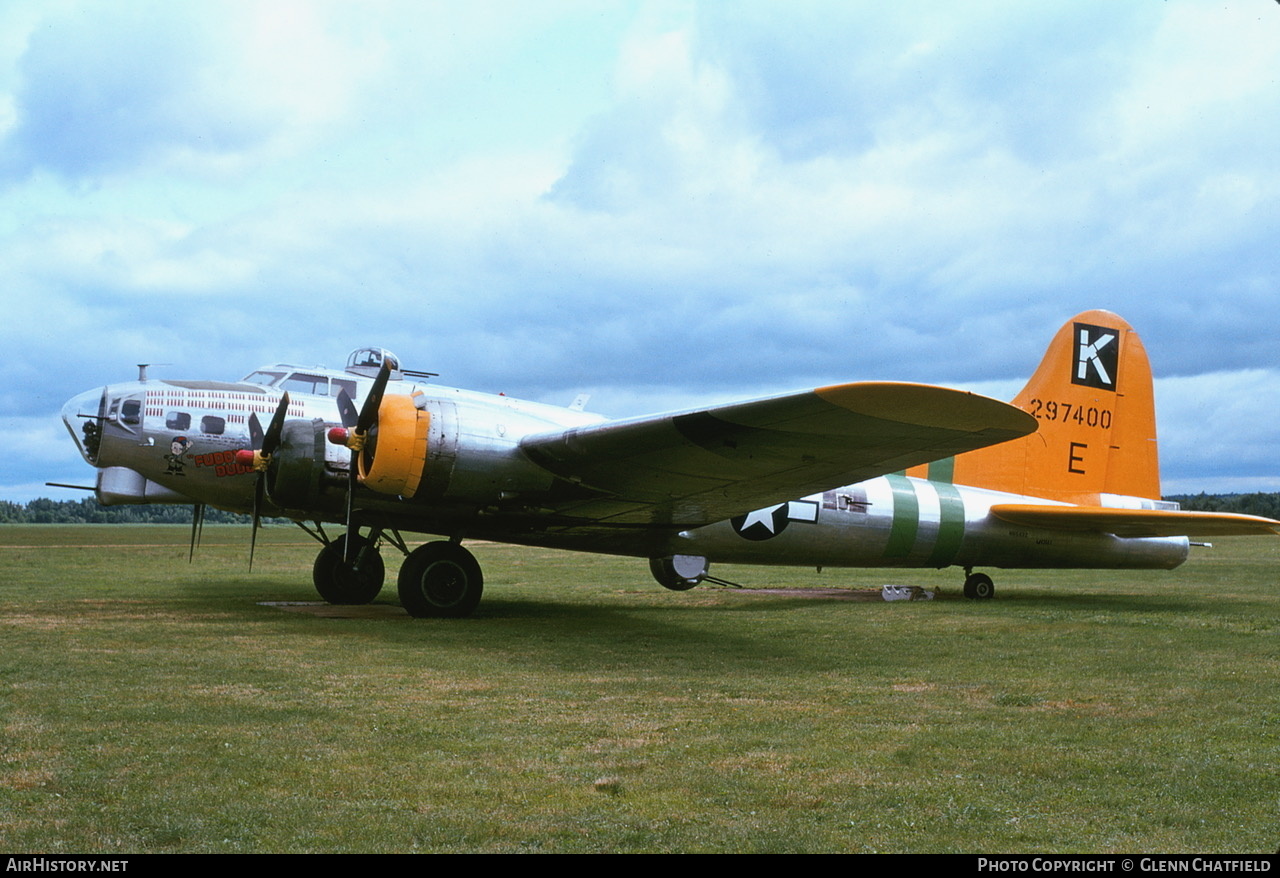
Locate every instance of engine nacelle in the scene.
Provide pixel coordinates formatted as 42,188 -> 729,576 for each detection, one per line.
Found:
265,419 -> 331,510
357,394 -> 431,498
338,391 -> 567,505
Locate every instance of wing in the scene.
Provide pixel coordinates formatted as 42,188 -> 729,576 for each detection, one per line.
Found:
521,382 -> 1037,527
990,504 -> 1280,538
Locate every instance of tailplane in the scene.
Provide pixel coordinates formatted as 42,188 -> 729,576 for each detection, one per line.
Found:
938,310 -> 1161,504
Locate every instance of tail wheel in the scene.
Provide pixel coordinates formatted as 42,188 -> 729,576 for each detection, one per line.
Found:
649,555 -> 708,591
313,534 -> 384,605
398,541 -> 483,618
963,572 -> 995,600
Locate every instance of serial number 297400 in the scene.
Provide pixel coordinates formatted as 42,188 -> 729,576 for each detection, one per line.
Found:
1025,398 -> 1112,428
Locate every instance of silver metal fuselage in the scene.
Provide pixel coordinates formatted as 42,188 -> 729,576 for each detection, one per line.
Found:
61,370 -> 1189,574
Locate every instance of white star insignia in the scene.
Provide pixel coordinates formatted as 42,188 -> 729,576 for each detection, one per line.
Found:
739,504 -> 785,534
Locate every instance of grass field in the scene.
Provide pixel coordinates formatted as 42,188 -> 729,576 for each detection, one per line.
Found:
1,524 -> 1277,853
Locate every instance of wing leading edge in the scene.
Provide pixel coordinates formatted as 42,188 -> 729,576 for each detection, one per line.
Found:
990,504 -> 1280,538
521,382 -> 1037,527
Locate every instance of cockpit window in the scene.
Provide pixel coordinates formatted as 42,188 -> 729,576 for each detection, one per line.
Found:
280,373 -> 329,395
243,370 -> 285,387
245,369 -> 360,398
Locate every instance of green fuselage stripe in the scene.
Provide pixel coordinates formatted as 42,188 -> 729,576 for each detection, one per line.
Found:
927,456 -> 955,484
884,475 -> 918,558
928,481 -> 966,568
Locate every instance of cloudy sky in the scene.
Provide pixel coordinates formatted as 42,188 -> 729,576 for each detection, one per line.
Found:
5,0 -> 1279,502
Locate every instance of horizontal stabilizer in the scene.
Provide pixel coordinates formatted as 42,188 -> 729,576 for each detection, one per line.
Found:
522,382 -> 1037,526
990,504 -> 1280,538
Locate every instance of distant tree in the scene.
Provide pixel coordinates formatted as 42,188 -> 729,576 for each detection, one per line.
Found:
1165,493 -> 1280,517
0,497 -> 272,525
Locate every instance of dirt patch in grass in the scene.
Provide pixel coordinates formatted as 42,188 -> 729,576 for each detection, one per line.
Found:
731,587 -> 905,601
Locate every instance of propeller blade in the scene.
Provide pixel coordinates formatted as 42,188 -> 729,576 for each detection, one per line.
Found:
356,362 -> 391,434
344,362 -> 391,562
188,502 -> 205,563
250,477 -> 264,571
344,463 -> 357,563
248,412 -> 264,451
336,388 -> 359,429
248,392 -> 290,571
262,392 -> 290,455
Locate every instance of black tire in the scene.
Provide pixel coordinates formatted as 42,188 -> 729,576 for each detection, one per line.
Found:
963,572 -> 995,600
398,542 -> 483,618
648,557 -> 702,591
312,534 -> 385,605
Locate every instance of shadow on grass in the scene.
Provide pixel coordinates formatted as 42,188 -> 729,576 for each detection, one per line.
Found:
190,571 -> 1221,623
148,568 -> 1262,685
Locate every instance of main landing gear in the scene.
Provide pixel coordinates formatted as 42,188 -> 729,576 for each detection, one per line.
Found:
312,533 -> 385,605
306,528 -> 485,618
962,569 -> 995,600
397,541 -> 484,619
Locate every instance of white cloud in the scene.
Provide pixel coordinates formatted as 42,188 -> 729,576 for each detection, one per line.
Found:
1157,370 -> 1280,484
0,2 -> 407,184
4,1 -> 1279,500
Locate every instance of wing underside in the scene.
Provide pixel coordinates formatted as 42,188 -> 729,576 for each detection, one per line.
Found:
990,504 -> 1280,538
521,382 -> 1037,527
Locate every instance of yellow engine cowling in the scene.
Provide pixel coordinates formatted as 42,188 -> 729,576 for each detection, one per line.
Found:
357,394 -> 430,498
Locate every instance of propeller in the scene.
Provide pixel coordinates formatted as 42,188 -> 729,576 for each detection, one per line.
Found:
237,392 -> 291,570
188,502 -> 205,563
329,361 -> 392,561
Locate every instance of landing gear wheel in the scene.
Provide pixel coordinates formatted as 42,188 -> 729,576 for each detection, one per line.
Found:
963,572 -> 995,600
649,555 -> 708,591
398,541 -> 484,618
313,534 -> 385,605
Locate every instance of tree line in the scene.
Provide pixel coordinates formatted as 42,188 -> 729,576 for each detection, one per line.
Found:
4,492 -> 1279,524
1,497 -> 254,524
1163,492 -> 1280,520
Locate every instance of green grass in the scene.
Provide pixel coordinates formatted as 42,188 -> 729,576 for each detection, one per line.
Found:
2,525 -> 1278,852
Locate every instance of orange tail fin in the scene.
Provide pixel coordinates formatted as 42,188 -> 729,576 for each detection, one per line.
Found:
913,311 -> 1161,504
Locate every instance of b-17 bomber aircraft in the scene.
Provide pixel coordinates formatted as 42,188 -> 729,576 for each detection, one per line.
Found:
59,311 -> 1279,617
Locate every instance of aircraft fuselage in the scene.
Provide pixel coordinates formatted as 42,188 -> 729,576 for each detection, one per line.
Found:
61,368 -> 1189,575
